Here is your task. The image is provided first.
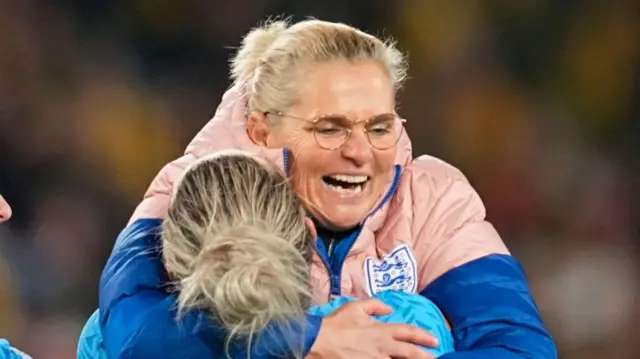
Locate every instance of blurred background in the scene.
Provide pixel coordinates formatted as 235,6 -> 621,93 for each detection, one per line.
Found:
0,0 -> 638,358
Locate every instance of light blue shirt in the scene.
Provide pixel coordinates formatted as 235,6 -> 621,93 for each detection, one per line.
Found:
0,340 -> 30,359
78,310 -> 107,359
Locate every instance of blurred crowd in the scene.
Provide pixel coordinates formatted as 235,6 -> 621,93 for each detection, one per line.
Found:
0,1 -> 638,358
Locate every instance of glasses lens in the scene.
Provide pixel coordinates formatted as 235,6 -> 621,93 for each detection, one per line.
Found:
366,114 -> 403,149
313,115 -> 350,149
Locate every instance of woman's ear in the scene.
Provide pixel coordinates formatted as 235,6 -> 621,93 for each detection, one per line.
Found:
304,217 -> 318,239
246,112 -> 272,147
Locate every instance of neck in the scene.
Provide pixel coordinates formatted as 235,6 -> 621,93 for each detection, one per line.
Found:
313,218 -> 358,238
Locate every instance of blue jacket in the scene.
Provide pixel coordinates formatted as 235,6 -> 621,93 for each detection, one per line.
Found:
99,219 -> 556,358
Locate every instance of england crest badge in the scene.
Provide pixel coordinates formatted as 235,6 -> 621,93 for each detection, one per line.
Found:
364,244 -> 418,296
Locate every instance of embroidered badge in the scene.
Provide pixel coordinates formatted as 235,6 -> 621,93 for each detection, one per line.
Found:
364,244 -> 418,296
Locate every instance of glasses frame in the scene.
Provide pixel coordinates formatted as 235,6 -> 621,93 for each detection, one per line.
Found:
264,111 -> 406,150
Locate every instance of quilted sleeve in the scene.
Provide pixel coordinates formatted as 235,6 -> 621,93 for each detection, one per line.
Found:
408,156 -> 557,358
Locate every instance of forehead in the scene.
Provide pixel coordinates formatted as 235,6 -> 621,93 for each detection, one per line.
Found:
292,60 -> 395,118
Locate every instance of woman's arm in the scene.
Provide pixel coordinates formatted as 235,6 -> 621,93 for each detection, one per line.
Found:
99,218 -> 323,359
421,255 -> 556,358
409,157 -> 557,358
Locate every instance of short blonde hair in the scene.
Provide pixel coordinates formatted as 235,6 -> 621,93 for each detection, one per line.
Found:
231,18 -> 408,114
162,152 -> 314,356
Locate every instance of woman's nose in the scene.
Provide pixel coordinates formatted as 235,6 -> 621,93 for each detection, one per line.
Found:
340,131 -> 374,166
0,195 -> 12,223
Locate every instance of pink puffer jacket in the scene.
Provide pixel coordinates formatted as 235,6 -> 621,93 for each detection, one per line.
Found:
130,84 -> 509,305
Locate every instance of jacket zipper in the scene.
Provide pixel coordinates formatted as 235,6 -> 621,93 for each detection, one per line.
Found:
327,238 -> 336,257
326,238 -> 341,297
313,245 -> 334,302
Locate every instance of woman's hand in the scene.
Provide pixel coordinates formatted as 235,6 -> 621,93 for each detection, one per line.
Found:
306,298 -> 438,359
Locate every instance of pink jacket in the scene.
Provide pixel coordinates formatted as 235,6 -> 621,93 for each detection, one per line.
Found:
129,84 -> 509,305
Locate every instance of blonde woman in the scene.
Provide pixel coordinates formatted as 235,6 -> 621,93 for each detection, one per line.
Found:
81,152 -> 453,358
100,18 -> 556,359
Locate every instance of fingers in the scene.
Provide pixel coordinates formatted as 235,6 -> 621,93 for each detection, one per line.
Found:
349,298 -> 393,316
387,323 -> 439,348
383,342 -> 436,359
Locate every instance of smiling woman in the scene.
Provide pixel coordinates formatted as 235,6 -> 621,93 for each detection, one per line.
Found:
97,17 -> 556,359
246,59 -> 403,230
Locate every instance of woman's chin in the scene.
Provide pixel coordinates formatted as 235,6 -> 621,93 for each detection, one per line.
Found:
312,207 -> 368,231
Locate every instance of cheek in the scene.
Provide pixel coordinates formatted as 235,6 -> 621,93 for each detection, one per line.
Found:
288,146 -> 332,190
374,149 -> 398,171
269,123 -> 309,149
276,129 -> 319,162
291,145 -> 326,175
286,136 -> 311,155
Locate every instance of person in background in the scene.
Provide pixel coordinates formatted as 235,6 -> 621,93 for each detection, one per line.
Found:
0,195 -> 31,359
99,18 -> 557,359
0,196 -> 11,224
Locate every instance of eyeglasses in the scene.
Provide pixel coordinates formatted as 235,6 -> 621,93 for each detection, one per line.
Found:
264,112 -> 406,150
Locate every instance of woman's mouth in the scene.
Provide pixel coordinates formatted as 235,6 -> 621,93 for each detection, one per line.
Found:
322,174 -> 370,195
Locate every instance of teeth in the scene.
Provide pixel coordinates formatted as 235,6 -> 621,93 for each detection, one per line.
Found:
326,184 -> 363,194
329,174 -> 368,184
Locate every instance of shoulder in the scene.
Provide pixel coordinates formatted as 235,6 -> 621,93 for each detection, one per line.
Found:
404,155 -> 471,190
372,291 -> 455,356
100,219 -> 168,314
388,155 -> 490,245
78,310 -> 108,359
0,340 -> 31,359
394,154 -> 480,212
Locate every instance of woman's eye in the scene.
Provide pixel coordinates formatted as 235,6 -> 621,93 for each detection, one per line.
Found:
315,128 -> 342,136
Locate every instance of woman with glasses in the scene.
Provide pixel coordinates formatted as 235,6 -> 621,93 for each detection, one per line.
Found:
98,18 -> 556,359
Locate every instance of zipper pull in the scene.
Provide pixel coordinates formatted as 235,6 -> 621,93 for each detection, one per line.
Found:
327,238 -> 336,257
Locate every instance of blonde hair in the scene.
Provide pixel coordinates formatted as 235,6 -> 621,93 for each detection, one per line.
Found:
162,152 -> 314,356
230,17 -> 408,113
